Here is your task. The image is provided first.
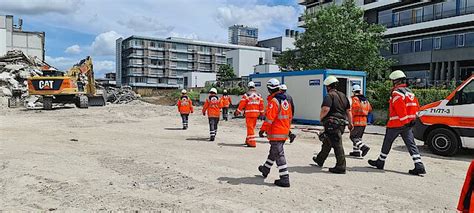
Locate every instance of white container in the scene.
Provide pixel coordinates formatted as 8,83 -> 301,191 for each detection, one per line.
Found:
250,69 -> 366,125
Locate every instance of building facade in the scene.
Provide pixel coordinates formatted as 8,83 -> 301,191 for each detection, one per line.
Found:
116,36 -> 273,88
298,0 -> 474,84
0,15 -> 45,61
228,25 -> 259,46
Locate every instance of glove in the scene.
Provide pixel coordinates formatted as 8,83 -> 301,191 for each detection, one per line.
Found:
202,112 -> 206,116
259,130 -> 265,138
191,111 -> 194,114
259,114 -> 265,121
233,111 -> 239,117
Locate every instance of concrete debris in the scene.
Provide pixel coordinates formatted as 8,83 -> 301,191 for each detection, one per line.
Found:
106,86 -> 140,104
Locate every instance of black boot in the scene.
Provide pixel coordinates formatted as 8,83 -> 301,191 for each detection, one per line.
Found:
368,159 -> 385,170
289,133 -> 296,143
210,136 -> 215,141
274,175 -> 290,187
360,145 -> 370,157
409,164 -> 426,176
328,167 -> 346,174
312,156 -> 324,167
258,165 -> 270,178
349,151 -> 361,157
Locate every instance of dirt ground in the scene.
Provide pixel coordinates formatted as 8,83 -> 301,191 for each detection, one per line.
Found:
0,99 -> 472,211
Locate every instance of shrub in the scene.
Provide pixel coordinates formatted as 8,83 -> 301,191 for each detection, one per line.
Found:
413,88 -> 450,107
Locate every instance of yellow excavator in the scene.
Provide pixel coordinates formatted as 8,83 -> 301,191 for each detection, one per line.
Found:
27,56 -> 106,110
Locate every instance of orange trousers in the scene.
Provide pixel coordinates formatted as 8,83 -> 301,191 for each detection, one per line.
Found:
245,117 -> 258,147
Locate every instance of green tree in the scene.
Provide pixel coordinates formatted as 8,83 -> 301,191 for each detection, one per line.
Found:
276,49 -> 300,71
279,0 -> 393,80
218,64 -> 236,80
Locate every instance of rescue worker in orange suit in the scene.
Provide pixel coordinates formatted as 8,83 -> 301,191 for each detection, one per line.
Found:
313,76 -> 353,174
349,84 -> 371,157
368,70 -> 426,175
177,89 -> 194,130
202,88 -> 222,141
258,78 -> 293,187
280,84 -> 297,143
234,81 -> 264,147
458,161 -> 474,213
220,90 -> 232,121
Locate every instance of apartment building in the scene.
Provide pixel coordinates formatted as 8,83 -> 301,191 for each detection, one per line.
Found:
116,36 -> 272,88
298,0 -> 474,83
228,25 -> 259,46
0,15 -> 45,60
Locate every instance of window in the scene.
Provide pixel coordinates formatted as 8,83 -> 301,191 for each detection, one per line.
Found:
452,80 -> 474,105
392,42 -> 399,54
414,40 -> 422,52
423,4 -> 434,21
422,38 -> 433,51
458,34 -> 465,47
393,12 -> 400,26
467,32 -> 474,46
442,0 -> 457,18
441,35 -> 456,49
399,41 -> 413,54
399,10 -> 412,25
434,3 -> 443,19
135,49 -> 144,56
150,42 -> 155,48
378,10 -> 392,26
434,37 -> 441,49
414,8 -> 423,23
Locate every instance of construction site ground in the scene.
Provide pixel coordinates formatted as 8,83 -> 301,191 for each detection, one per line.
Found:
0,98 -> 472,211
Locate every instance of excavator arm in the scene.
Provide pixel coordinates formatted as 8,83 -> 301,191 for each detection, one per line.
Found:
67,56 -> 97,95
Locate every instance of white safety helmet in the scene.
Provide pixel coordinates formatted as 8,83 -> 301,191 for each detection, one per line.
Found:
223,89 -> 228,93
323,76 -> 338,86
209,88 -> 217,94
389,70 -> 406,80
248,81 -> 256,88
181,89 -> 187,94
267,78 -> 280,90
352,84 -> 361,92
280,84 -> 288,91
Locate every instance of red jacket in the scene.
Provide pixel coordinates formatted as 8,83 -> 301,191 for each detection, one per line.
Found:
221,95 -> 232,108
351,95 -> 372,126
237,90 -> 264,118
177,95 -> 193,114
202,95 -> 222,118
260,91 -> 292,141
387,84 -> 419,128
458,161 -> 474,213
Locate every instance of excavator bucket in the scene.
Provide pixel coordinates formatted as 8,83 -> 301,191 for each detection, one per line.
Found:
87,94 -> 106,106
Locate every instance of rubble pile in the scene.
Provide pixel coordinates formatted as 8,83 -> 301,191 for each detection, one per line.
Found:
0,50 -> 50,97
106,86 -> 140,104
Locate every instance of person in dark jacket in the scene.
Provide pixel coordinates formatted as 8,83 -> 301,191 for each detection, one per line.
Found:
280,84 -> 296,143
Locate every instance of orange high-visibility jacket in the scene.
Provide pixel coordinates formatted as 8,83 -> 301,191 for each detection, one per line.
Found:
260,91 -> 292,141
351,95 -> 372,126
387,84 -> 419,128
221,95 -> 232,108
202,95 -> 222,118
237,91 -> 264,118
458,161 -> 474,213
177,95 -> 194,114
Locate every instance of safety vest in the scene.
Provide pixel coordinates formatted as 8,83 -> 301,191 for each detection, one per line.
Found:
237,91 -> 264,118
458,161 -> 474,213
351,96 -> 371,126
221,95 -> 232,108
260,91 -> 292,141
387,84 -> 419,128
202,95 -> 222,118
177,96 -> 193,114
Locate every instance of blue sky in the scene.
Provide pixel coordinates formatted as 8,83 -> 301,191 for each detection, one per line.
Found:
0,0 -> 303,77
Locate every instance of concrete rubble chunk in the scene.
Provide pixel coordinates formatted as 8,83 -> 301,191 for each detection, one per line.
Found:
106,86 -> 140,104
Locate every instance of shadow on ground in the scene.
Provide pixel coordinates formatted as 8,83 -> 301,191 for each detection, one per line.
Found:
217,175 -> 273,186
186,137 -> 211,142
164,127 -> 184,131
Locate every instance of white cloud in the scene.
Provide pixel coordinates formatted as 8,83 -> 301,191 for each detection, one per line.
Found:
45,56 -> 77,71
64,44 -> 82,54
93,60 -> 115,76
117,16 -> 174,35
168,32 -> 199,40
0,0 -> 83,15
216,5 -> 298,32
91,31 -> 123,56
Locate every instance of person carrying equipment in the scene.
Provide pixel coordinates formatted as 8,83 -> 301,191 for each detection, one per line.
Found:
258,78 -> 293,187
280,84 -> 297,143
313,76 -> 353,174
349,84 -> 371,157
368,70 -> 426,175
234,81 -> 264,147
202,88 -> 222,141
177,89 -> 194,130
220,89 -> 232,121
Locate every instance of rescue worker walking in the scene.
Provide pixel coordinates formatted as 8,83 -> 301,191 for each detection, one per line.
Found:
202,88 -> 222,141
220,90 -> 232,121
177,89 -> 194,129
313,76 -> 353,174
280,84 -> 297,143
349,84 -> 371,157
368,70 -> 426,175
258,78 -> 293,187
458,160 -> 473,213
234,81 -> 264,147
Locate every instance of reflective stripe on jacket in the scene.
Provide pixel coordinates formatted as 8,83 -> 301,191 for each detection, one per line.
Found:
220,95 -> 232,108
202,95 -> 222,118
237,91 -> 264,118
387,84 -> 419,128
177,96 -> 193,114
260,91 -> 292,141
351,96 -> 371,126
